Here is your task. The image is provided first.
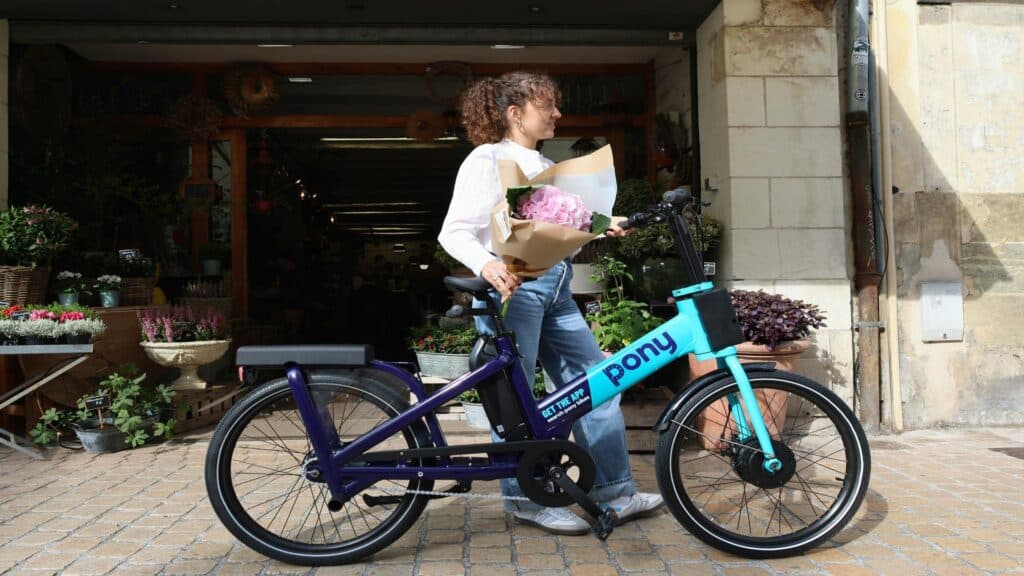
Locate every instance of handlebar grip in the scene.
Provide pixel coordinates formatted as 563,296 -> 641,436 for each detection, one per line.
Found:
662,187 -> 692,205
620,212 -> 648,230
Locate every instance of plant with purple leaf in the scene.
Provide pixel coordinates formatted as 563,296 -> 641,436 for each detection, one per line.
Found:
728,290 -> 826,349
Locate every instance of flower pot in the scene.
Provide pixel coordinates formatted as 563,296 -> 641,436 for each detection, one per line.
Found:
694,340 -> 809,450
202,259 -> 222,276
569,263 -> 606,295
99,290 -> 121,308
414,351 -> 470,380
461,401 -> 490,430
74,421 -> 128,453
22,336 -> 55,346
58,292 -> 80,306
140,339 -> 232,390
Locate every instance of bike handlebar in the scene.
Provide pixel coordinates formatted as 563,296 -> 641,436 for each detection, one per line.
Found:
618,187 -> 694,231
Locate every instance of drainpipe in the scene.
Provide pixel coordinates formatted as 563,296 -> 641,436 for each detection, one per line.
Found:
874,1 -> 904,432
847,0 -> 882,432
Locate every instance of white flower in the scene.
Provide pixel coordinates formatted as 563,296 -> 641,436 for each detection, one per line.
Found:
96,275 -> 122,285
19,320 -> 58,339
55,319 -> 106,337
57,271 -> 81,280
0,319 -> 20,340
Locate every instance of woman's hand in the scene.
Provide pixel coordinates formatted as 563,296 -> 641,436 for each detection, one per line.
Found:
605,216 -> 633,238
481,260 -> 522,301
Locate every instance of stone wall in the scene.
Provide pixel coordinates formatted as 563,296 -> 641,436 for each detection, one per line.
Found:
697,0 -> 854,401
889,2 -> 1024,427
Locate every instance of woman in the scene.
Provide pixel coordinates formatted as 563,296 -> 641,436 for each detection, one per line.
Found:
438,71 -> 663,535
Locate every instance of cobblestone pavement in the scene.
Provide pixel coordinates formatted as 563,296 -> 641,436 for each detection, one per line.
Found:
1,426 -> 1023,575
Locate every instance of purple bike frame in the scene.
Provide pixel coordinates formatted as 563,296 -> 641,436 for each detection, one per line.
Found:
284,332 -> 593,503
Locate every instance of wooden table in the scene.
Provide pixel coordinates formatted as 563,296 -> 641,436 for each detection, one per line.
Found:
0,344 -> 93,459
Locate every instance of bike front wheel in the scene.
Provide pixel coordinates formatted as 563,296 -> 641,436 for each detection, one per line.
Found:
655,369 -> 870,558
205,372 -> 433,565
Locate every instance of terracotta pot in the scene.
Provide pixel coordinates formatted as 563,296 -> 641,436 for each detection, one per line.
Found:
694,340 -> 809,450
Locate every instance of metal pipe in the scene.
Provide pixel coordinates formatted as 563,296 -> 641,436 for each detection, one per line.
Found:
846,0 -> 881,432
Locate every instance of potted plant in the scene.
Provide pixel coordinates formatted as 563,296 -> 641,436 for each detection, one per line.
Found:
117,255 -> 157,306
0,205 -> 78,306
55,271 -> 89,306
199,241 -> 231,276
0,319 -> 19,345
94,275 -> 122,307
616,217 -> 721,302
21,310 -> 59,345
408,325 -> 476,380
584,255 -> 664,356
29,366 -> 177,453
694,290 -> 827,449
55,310 -> 106,344
138,305 -> 231,390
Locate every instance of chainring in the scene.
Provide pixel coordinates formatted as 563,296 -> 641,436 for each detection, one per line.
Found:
515,441 -> 596,507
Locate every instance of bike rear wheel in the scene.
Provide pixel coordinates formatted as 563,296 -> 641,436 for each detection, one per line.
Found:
655,369 -> 870,558
205,372 -> 433,565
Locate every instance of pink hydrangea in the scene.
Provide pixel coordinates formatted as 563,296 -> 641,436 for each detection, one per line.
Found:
517,185 -> 592,232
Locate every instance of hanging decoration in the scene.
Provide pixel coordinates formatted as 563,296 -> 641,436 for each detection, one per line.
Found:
223,65 -> 280,116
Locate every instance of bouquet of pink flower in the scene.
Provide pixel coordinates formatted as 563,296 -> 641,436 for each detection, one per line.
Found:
490,146 -> 616,277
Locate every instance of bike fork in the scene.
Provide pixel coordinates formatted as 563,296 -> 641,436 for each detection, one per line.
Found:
722,356 -> 783,473
284,365 -> 347,510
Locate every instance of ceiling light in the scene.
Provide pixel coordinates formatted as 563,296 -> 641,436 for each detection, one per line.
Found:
288,77 -> 313,83
419,264 -> 430,270
490,44 -> 526,50
257,44 -> 293,48
319,137 -> 458,142
332,210 -> 431,216
136,40 -> 150,45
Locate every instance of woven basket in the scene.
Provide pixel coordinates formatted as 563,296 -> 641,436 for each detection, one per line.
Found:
121,276 -> 156,305
0,265 -> 49,306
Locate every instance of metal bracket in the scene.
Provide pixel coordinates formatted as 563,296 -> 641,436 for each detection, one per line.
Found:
854,321 -> 885,332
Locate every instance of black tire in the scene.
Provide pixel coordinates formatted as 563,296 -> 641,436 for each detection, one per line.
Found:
205,372 -> 433,565
655,369 -> 870,558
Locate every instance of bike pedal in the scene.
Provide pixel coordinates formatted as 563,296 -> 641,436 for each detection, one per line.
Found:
592,509 -> 617,540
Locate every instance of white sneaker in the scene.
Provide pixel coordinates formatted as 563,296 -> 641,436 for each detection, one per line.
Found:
512,507 -> 590,535
603,492 -> 664,525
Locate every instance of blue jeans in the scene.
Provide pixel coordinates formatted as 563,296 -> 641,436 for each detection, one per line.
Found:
474,259 -> 636,511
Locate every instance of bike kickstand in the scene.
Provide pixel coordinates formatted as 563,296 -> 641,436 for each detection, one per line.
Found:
549,466 -> 618,540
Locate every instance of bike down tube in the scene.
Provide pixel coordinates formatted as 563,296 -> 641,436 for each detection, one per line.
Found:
332,340 -> 516,469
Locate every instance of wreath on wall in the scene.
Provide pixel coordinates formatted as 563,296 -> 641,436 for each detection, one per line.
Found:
223,65 -> 280,116
165,95 -> 223,141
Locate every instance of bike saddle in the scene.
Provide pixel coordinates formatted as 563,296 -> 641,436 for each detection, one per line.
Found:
443,276 -> 492,298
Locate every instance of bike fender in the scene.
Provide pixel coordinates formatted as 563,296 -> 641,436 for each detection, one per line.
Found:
652,362 -> 777,432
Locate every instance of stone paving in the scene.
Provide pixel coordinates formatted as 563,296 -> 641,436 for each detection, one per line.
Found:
1,426 -> 1023,575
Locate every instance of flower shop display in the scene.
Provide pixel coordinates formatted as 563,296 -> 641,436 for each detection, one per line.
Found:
408,325 -> 477,380
138,306 -> 231,390
0,304 -> 107,345
94,275 -> 122,307
0,205 -> 78,305
584,256 -> 663,355
55,270 -> 89,306
491,145 -> 616,278
29,366 -> 177,453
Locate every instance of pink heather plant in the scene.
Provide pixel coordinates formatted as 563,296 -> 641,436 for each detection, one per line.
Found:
517,185 -> 593,232
138,305 -> 228,343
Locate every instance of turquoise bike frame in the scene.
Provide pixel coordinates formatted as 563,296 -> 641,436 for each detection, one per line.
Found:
537,281 -> 782,472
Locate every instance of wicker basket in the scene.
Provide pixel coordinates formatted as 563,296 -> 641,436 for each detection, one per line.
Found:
120,277 -> 156,306
0,265 -> 50,306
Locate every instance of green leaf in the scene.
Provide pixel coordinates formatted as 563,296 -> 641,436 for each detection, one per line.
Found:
505,185 -> 538,214
589,213 -> 613,235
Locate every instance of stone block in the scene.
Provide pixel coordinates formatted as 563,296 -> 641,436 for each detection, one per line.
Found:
730,178 -> 770,228
725,27 -> 837,76
771,178 -> 845,228
774,279 -> 853,329
763,0 -> 835,26
724,0 -> 762,26
917,5 -> 958,193
728,229 -> 781,279
959,194 -> 1024,243
778,228 -> 848,279
915,191 -> 961,270
729,127 -> 842,177
962,242 -> 1024,295
765,77 -> 839,126
726,77 -> 765,126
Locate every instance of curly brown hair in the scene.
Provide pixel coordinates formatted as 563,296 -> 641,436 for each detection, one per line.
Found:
459,71 -> 561,146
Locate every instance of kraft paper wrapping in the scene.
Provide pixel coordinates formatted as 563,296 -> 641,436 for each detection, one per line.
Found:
490,145 -> 617,277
